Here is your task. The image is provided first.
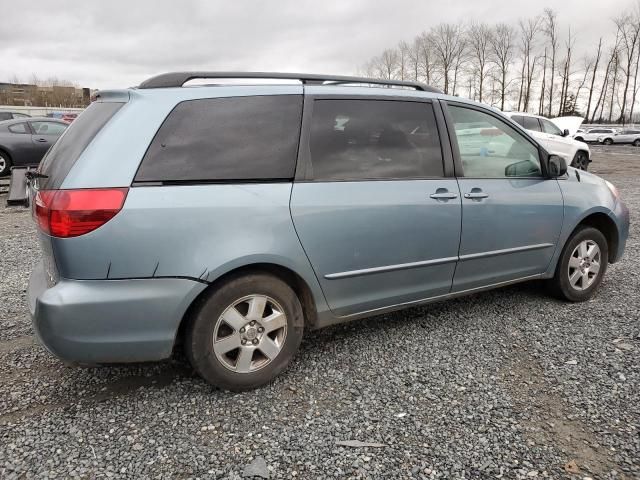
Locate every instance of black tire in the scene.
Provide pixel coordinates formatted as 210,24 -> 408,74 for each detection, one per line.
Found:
186,273 -> 304,391
602,138 -> 613,145
0,149 -> 12,177
548,227 -> 608,302
571,151 -> 589,171
633,139 -> 640,147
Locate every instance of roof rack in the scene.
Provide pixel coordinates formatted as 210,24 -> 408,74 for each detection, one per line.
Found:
137,71 -> 442,93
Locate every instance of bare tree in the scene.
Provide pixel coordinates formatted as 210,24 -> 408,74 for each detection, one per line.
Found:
543,9 -> 559,116
538,48 -> 547,115
517,16 -> 542,112
575,57 -> 594,113
490,23 -> 516,110
468,22 -> 493,102
379,49 -> 399,79
585,38 -> 603,121
558,28 -> 575,116
614,10 -> 640,122
397,41 -> 410,81
430,23 -> 467,94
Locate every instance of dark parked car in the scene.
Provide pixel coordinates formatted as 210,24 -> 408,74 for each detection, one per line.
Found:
0,117 -> 68,176
0,110 -> 31,121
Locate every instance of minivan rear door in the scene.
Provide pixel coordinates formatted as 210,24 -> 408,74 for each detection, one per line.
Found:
291,93 -> 461,317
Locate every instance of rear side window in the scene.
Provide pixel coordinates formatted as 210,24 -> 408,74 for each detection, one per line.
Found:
308,99 -> 443,181
522,116 -> 542,132
8,123 -> 29,134
38,101 -> 124,189
135,95 -> 302,182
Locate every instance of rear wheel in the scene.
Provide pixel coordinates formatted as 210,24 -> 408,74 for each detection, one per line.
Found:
571,151 -> 589,170
633,139 -> 640,147
602,138 -> 613,145
548,227 -> 608,302
186,273 -> 304,391
0,150 -> 12,176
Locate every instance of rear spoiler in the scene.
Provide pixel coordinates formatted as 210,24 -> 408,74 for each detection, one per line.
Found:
5,166 -> 36,207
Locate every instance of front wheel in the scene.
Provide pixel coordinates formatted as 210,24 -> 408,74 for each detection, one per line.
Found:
548,227 -> 608,302
186,273 -> 304,391
602,138 -> 613,145
633,139 -> 640,147
571,151 -> 589,171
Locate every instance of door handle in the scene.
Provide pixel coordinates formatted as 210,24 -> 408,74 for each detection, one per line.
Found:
464,191 -> 489,199
35,138 -> 48,143
430,190 -> 458,200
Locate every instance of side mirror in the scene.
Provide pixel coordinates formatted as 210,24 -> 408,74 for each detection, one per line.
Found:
547,154 -> 567,177
562,129 -> 570,137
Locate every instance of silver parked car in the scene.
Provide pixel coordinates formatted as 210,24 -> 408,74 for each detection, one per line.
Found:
28,72 -> 629,391
606,129 -> 640,146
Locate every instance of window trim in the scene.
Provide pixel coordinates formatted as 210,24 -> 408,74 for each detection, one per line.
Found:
295,94 -> 452,183
441,100 -> 550,180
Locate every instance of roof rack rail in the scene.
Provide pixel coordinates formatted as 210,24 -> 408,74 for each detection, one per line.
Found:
137,71 -> 442,93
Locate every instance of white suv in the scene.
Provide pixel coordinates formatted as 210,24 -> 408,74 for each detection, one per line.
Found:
504,112 -> 591,170
575,128 -> 618,144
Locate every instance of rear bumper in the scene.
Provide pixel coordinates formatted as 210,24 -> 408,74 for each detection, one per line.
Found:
28,261 -> 206,364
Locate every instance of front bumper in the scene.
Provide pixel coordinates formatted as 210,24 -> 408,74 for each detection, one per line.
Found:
28,261 -> 207,364
609,199 -> 630,263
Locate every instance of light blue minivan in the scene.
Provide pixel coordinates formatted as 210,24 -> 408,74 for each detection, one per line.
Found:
28,72 -> 629,390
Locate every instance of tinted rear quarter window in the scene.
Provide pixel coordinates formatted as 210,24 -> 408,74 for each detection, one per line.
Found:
38,101 -> 124,189
308,99 -> 444,181
135,95 -> 303,182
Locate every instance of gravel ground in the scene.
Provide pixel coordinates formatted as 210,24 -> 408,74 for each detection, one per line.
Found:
0,146 -> 638,479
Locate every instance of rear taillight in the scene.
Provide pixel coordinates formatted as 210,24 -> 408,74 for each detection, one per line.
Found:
34,188 -> 128,238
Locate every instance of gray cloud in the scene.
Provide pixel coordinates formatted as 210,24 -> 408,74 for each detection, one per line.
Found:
0,0 -> 629,89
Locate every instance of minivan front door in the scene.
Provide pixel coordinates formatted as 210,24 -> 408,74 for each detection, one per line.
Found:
444,102 -> 564,292
291,97 -> 461,317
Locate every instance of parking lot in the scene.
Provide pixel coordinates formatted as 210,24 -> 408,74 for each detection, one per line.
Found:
0,145 -> 637,479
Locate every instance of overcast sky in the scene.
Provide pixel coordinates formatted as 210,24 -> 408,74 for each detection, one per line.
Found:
0,0 -> 633,90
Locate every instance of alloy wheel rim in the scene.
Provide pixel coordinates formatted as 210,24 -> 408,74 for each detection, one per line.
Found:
213,294 -> 287,373
568,240 -> 601,291
0,156 -> 6,173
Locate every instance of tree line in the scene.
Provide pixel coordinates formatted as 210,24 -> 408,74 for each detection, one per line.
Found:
360,5 -> 640,124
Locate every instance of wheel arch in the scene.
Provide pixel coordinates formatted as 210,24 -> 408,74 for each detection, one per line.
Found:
572,212 -> 619,263
174,262 -> 320,355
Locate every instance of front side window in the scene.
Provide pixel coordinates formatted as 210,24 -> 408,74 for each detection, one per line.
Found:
136,95 -> 302,182
522,116 -> 542,132
8,123 -> 29,134
449,105 -> 542,178
540,118 -> 563,136
308,99 -> 444,181
31,121 -> 67,136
